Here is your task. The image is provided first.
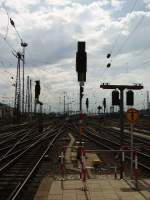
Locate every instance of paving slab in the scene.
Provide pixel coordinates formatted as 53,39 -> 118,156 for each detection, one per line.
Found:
125,178 -> 150,200
47,175 -> 147,200
34,176 -> 53,200
35,133 -> 149,200
65,133 -> 75,162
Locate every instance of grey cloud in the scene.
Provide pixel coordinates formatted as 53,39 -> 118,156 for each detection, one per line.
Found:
0,0 -> 149,111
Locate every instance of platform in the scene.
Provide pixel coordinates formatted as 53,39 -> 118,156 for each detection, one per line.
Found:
112,127 -> 150,140
34,172 -> 150,200
34,133 -> 150,200
48,175 -> 148,200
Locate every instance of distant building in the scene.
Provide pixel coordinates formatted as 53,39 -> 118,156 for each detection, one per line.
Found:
148,102 -> 150,110
0,103 -> 14,119
110,106 -> 114,113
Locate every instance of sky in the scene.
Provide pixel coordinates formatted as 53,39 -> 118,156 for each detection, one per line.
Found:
0,0 -> 150,113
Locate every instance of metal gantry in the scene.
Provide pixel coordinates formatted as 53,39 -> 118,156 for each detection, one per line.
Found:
10,17 -> 28,116
100,83 -> 144,179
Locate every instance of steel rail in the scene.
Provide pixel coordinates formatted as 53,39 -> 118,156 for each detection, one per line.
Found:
0,126 -> 62,173
86,127 -> 150,171
0,124 -> 65,200
0,128 -> 61,165
7,125 -> 64,200
8,127 -> 64,200
71,123 -> 150,171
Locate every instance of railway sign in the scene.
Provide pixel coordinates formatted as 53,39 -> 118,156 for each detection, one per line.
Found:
80,126 -> 85,135
126,108 -> 139,124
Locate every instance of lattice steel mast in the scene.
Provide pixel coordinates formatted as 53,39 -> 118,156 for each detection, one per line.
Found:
14,52 -> 22,118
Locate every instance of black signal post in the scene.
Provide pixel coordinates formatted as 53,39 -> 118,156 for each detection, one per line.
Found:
100,83 -> 143,179
76,41 -> 87,113
86,98 -> 89,113
80,85 -> 84,112
34,80 -> 43,132
34,80 -> 41,114
97,105 -> 102,115
103,98 -> 106,114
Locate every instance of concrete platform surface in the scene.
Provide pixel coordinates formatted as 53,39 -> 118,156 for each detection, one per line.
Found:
112,127 -> 150,140
34,133 -> 149,200
48,175 -> 148,200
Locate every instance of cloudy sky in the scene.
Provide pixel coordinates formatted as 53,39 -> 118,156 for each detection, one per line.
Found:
0,0 -> 150,113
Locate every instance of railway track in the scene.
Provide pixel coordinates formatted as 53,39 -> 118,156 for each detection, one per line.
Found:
86,126 -> 150,171
0,122 -> 30,134
1,119 -> 149,199
70,123 -> 150,172
0,122 -> 65,200
111,118 -> 150,135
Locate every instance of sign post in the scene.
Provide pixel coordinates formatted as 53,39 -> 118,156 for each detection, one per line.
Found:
130,123 -> 133,178
126,108 -> 139,178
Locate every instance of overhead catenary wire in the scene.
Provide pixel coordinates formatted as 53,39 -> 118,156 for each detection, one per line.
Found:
0,32 -> 17,54
120,41 -> 150,69
113,13 -> 145,58
138,58 -> 150,66
107,11 -> 145,69
134,43 -> 150,57
110,0 -> 139,55
10,17 -> 23,43
113,11 -> 150,71
0,60 -> 15,84
0,8 -> 18,54
116,39 -> 150,71
2,7 -> 24,47
106,0 -> 140,69
4,9 -> 10,40
0,71 -> 15,87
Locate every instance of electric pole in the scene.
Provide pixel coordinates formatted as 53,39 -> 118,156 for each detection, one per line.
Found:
25,76 -> 28,113
25,75 -> 32,118
30,79 -> 32,114
14,52 -> 22,120
21,42 -> 28,114
64,92 -> 66,115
